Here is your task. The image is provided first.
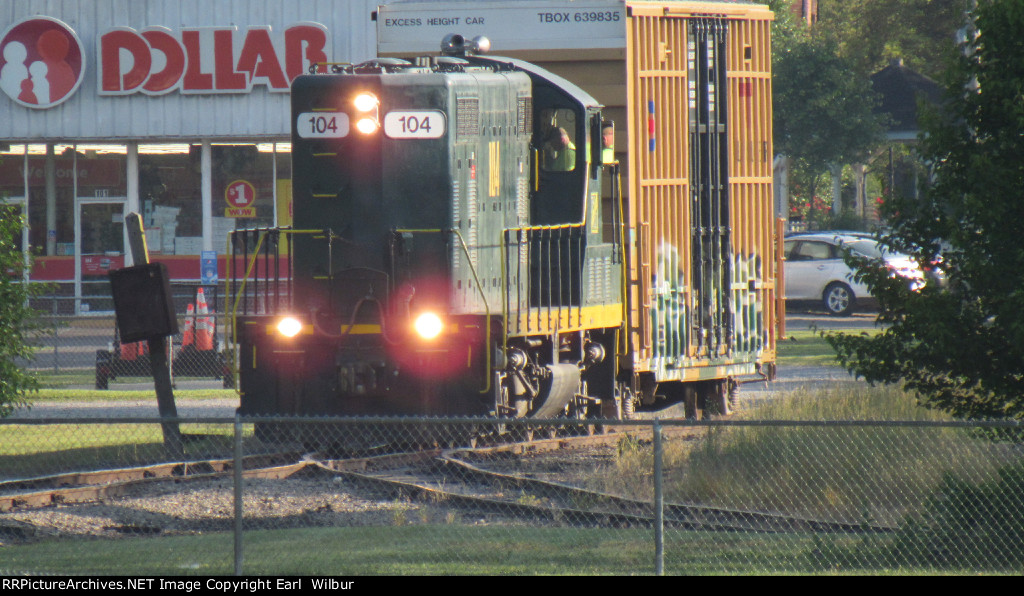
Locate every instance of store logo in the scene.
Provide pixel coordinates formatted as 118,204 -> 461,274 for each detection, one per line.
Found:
0,16 -> 85,108
99,23 -> 329,95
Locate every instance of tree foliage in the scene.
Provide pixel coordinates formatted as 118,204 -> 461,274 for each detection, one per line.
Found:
769,1 -> 970,217
816,0 -> 972,79
772,31 -> 887,208
774,35 -> 887,170
827,0 -> 1024,420
0,203 -> 42,417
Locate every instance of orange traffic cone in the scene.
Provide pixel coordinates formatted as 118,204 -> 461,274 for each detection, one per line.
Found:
196,288 -> 214,351
121,340 -> 148,360
120,340 -> 137,360
182,303 -> 195,348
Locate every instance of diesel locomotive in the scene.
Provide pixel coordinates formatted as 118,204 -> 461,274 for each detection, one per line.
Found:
229,4 -> 778,425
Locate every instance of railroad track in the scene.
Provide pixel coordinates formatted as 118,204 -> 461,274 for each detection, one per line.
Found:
0,429 -> 896,535
321,431 -> 897,535
0,452 -> 305,512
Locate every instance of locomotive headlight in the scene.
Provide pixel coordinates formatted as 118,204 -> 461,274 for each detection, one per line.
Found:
276,316 -> 304,338
413,312 -> 444,341
355,117 -> 380,134
353,92 -> 380,134
353,92 -> 379,112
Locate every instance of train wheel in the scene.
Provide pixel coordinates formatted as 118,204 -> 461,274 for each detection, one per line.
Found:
684,385 -> 699,420
703,380 -> 731,418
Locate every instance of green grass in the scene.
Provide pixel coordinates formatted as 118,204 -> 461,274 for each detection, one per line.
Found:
5,380 -> 238,479
30,387 -> 236,402
0,423 -> 240,481
5,524 -> 1017,575
33,370 -> 97,388
776,323 -> 881,367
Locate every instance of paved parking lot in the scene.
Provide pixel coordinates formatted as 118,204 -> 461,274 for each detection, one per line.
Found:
782,310 -> 880,332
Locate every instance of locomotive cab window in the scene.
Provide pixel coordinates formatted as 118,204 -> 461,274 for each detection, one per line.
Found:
532,106 -> 587,225
539,109 -> 578,172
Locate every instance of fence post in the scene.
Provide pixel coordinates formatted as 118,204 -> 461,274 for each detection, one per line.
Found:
653,419 -> 664,575
51,318 -> 59,374
50,297 -> 60,374
234,413 -> 243,575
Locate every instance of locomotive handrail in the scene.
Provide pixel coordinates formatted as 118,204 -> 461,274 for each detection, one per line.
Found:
307,62 -> 354,75
224,227 -> 331,391
612,165 -> 630,359
226,227 -> 318,318
224,228 -> 269,394
500,223 -> 589,337
225,227 -> 324,310
503,221 -> 587,333
394,227 -> 492,395
503,221 -> 585,233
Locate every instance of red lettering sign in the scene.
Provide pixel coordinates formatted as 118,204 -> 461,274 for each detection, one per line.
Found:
285,25 -> 329,79
98,23 -> 329,95
180,30 -> 213,92
236,28 -> 287,89
100,28 -> 151,94
141,28 -> 184,94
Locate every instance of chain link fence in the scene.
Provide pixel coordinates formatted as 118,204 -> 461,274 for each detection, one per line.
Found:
2,416 -> 1022,575
22,292 -> 231,390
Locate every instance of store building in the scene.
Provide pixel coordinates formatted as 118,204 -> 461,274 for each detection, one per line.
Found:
4,0 -> 749,314
1,0 -> 378,312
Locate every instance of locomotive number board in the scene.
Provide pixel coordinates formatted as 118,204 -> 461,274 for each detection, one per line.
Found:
297,110 -> 446,139
297,112 -> 350,138
383,111 -> 446,138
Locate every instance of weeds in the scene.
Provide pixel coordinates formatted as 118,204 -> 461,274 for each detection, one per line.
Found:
588,383 -> 1023,533
390,499 -> 411,526
515,493 -> 544,508
890,462 -> 1024,569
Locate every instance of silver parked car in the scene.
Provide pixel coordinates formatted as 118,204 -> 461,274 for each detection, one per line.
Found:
783,232 -> 926,316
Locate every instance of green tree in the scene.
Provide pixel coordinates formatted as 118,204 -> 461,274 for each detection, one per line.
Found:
0,203 -> 43,417
817,0 -> 972,79
827,0 -> 1024,421
772,33 -> 887,211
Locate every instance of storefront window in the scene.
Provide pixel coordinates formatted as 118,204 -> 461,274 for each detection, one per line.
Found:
23,144 -> 77,257
3,141 -> 292,285
213,144 -> 278,232
139,144 -> 203,255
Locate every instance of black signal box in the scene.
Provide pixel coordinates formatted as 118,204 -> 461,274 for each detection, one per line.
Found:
109,263 -> 179,343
